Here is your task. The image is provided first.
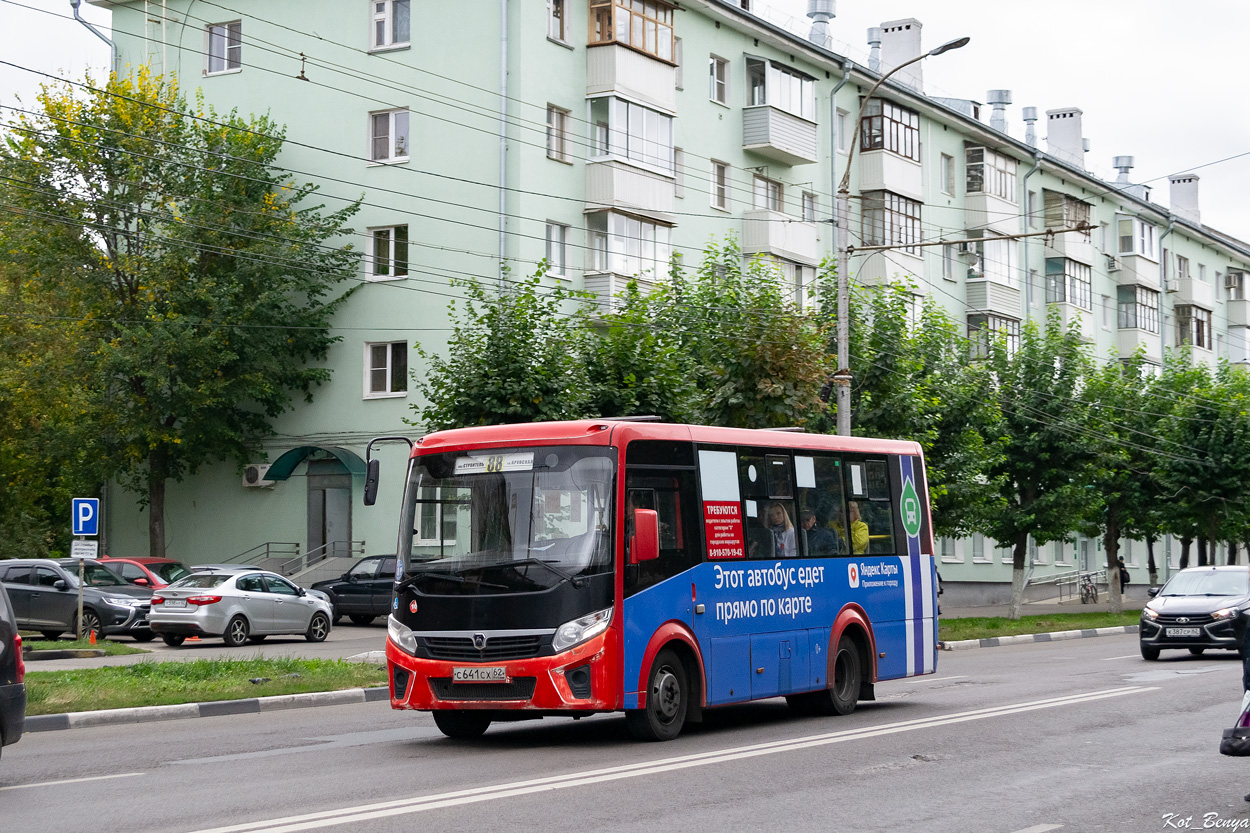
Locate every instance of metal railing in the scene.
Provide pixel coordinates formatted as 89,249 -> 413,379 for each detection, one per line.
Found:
223,541 -> 299,565
1053,568 -> 1107,602
274,540 -> 365,577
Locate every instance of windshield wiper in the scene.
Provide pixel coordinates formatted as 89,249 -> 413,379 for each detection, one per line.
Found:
488,557 -> 588,589
394,571 -> 509,592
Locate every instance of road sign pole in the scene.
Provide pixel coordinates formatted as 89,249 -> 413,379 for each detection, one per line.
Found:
76,552 -> 85,641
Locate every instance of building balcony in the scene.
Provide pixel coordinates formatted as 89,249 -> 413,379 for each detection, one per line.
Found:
585,160 -> 674,221
964,193 -> 1018,236
742,106 -> 818,166
741,210 -> 820,265
966,279 -> 1022,318
1228,299 -> 1250,327
1113,253 -> 1160,289
1174,278 -> 1216,309
1116,328 -> 1163,363
857,150 -> 923,201
1049,302 -> 1093,341
1044,231 -> 1097,266
586,44 -> 676,113
858,249 -> 924,286
582,271 -> 655,313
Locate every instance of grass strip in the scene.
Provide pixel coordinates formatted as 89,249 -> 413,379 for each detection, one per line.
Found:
24,657 -> 388,715
938,611 -> 1142,642
23,638 -> 147,656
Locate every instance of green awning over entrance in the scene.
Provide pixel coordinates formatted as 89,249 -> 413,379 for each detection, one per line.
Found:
264,446 -> 366,481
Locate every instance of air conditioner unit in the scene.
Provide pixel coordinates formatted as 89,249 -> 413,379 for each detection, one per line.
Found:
1106,255 -> 1122,273
242,464 -> 274,488
1226,272 -> 1243,289
956,240 -> 977,256
1165,278 -> 1179,293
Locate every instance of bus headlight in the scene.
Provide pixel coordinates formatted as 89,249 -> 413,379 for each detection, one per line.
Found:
388,614 -> 418,655
552,606 -> 612,653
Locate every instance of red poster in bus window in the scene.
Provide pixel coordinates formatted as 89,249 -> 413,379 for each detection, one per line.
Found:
704,501 -> 745,560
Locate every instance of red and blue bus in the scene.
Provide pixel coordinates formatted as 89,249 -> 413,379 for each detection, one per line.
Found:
374,419 -> 938,740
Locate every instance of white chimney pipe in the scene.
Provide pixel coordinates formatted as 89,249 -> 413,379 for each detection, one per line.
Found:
878,19 -> 924,92
1045,107 -> 1084,169
1169,174 -> 1201,225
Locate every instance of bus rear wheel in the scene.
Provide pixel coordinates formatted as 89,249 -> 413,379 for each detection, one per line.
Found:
626,648 -> 687,741
432,710 -> 491,739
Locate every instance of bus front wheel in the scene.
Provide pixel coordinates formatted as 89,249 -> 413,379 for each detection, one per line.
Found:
432,710 -> 491,739
627,648 -> 687,741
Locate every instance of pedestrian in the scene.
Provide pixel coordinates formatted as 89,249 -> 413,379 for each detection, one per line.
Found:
1227,604 -> 1250,798
1118,556 -> 1130,596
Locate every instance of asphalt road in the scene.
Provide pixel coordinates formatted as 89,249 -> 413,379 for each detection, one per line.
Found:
5,633 -> 1248,832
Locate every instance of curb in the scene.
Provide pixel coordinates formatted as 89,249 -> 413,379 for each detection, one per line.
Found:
24,686 -> 391,733
939,624 -> 1139,651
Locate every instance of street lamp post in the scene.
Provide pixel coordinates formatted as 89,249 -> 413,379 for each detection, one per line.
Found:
832,36 -> 970,437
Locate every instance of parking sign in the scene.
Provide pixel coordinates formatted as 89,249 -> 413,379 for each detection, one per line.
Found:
72,497 -> 100,536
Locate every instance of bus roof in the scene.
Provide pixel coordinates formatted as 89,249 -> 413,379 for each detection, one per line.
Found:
413,420 -> 923,458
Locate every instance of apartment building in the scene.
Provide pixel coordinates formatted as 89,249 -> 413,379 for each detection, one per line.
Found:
87,0 -> 1250,585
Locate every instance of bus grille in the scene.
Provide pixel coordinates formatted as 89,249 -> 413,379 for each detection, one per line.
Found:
429,677 -> 537,701
423,635 -> 544,661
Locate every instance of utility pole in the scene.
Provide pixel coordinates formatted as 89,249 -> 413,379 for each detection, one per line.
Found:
833,35 -> 970,436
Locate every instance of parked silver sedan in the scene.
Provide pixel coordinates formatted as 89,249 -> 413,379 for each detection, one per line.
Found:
148,570 -> 333,647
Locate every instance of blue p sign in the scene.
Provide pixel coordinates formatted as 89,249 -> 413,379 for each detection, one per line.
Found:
72,498 -> 100,536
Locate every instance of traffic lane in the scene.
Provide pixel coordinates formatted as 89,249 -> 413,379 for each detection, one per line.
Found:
2,635 -> 1242,833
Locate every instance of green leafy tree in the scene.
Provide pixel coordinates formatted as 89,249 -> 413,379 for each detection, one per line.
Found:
0,69 -> 360,558
412,267 -> 592,431
983,311 -> 1100,619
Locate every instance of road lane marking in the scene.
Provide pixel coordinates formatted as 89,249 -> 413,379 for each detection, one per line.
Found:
0,772 -> 144,792
183,686 -> 1157,833
1010,826 -> 1063,833
1101,655 -> 1138,660
902,675 -> 967,683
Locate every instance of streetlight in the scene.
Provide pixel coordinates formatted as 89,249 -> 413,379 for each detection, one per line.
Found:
831,36 -> 970,437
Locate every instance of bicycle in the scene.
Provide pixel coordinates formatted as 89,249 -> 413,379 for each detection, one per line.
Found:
1079,572 -> 1099,604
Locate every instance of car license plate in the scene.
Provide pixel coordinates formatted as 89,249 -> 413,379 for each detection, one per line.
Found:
1165,627 -> 1201,638
163,599 -> 187,608
453,666 -> 508,683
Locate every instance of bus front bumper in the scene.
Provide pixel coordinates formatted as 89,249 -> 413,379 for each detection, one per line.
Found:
385,631 -> 616,713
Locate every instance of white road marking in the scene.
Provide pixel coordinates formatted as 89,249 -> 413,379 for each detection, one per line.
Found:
903,675 -> 968,683
1101,655 -> 1138,660
183,686 -> 1158,833
0,772 -> 144,792
1009,825 -> 1063,833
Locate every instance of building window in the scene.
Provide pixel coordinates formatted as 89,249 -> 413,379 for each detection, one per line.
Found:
1118,216 -> 1157,259
587,96 -> 674,174
859,99 -> 920,162
753,175 -> 783,212
745,58 -> 816,120
587,212 -> 672,278
371,1 -> 410,50
545,222 -> 568,277
1175,305 -> 1212,349
366,341 -> 407,397
965,147 -> 1017,202
976,234 -> 1017,286
1045,258 -> 1092,309
1042,192 -> 1092,239
547,0 -> 567,42
369,225 -> 408,280
1176,255 -> 1190,282
861,191 -> 921,254
370,108 -> 410,162
588,0 -> 674,62
674,148 -> 684,198
968,314 -> 1021,358
546,105 -> 570,162
801,192 -> 817,222
1198,263 -> 1207,283
835,109 -> 849,152
939,153 -> 954,195
673,37 -> 683,89
942,244 -> 956,281
1028,192 -> 1039,229
711,161 -> 730,210
206,21 -> 241,74
709,55 -> 728,104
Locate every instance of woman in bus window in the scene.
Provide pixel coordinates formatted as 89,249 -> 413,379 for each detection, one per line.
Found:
847,501 -> 870,555
767,503 -> 796,558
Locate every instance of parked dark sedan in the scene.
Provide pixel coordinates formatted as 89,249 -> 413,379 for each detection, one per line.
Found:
0,558 -> 155,641
311,556 -> 396,625
1140,566 -> 1250,660
0,583 -> 25,759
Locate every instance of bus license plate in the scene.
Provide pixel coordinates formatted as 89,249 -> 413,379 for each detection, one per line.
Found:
453,667 -> 508,683
163,599 -> 187,608
1165,627 -> 1201,638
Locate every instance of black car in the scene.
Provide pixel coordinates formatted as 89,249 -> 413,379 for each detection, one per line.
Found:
1140,566 -> 1250,660
0,582 -> 26,759
0,559 -> 155,641
311,556 -> 396,625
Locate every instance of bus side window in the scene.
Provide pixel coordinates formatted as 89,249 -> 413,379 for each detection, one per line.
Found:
796,455 -> 847,558
845,459 -> 895,555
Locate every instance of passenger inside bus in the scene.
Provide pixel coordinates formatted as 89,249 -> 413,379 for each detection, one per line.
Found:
847,501 -> 870,555
766,502 -> 796,558
800,509 -> 840,556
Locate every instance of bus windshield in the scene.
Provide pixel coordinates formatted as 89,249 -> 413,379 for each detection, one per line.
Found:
398,446 -> 615,594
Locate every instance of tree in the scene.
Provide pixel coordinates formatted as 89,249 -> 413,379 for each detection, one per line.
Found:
983,311 -> 1101,619
412,267 -> 592,431
0,69 -> 360,558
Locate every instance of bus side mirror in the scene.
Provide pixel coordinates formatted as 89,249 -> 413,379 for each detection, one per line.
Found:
629,509 -> 659,564
363,459 -> 380,506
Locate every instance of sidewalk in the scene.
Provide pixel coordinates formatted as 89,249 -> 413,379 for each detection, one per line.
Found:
939,595 -> 1143,651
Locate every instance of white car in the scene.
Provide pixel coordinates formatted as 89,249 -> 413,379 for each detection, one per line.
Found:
149,570 -> 333,647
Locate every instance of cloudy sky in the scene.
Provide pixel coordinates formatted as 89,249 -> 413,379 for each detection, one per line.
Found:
4,0 -> 1250,237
